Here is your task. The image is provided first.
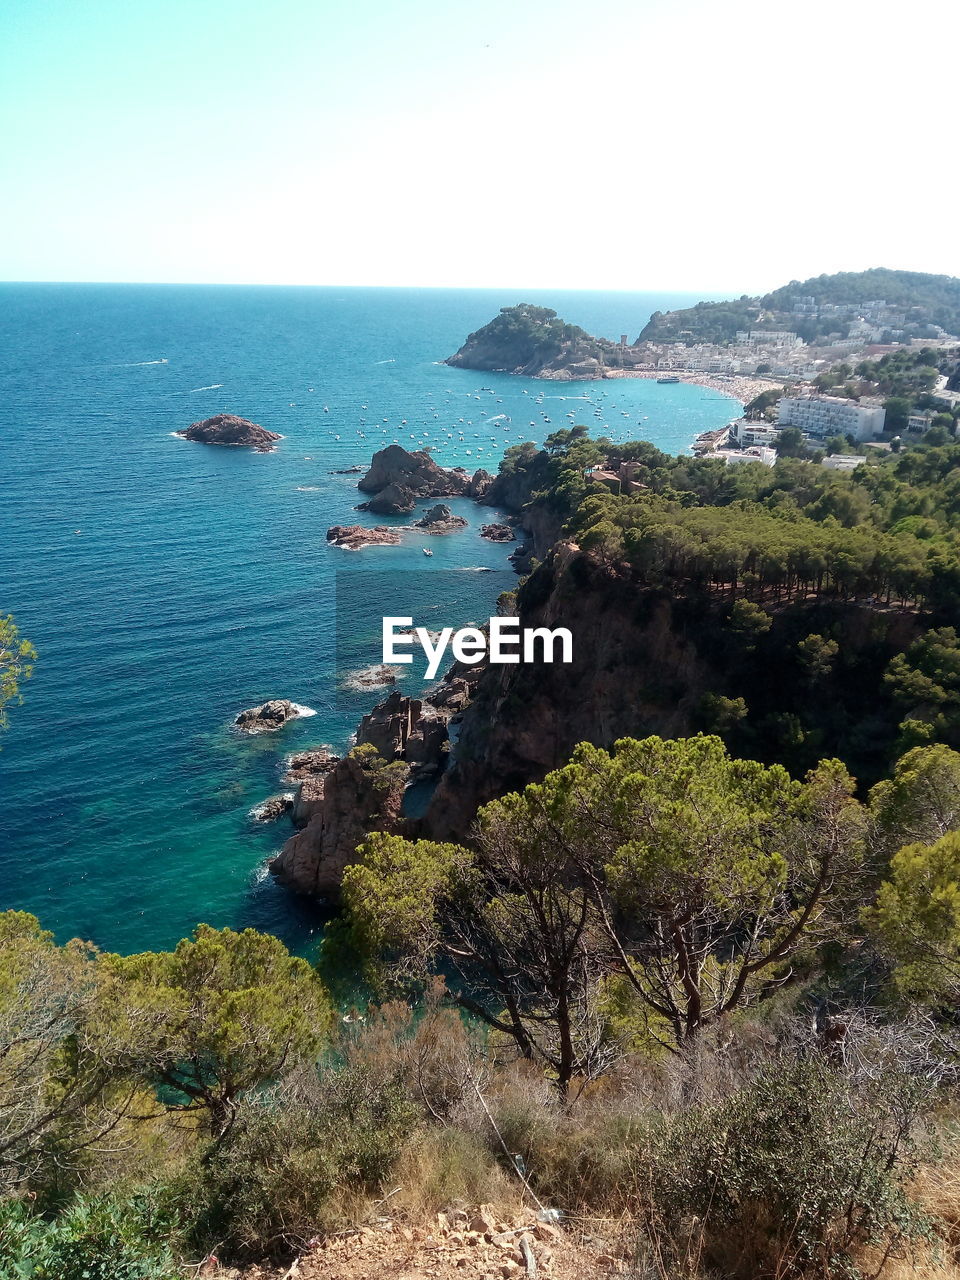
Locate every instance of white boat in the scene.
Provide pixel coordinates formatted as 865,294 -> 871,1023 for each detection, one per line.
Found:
422,548 -> 433,556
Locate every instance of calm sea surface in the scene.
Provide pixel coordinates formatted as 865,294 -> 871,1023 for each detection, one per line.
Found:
0,284 -> 738,954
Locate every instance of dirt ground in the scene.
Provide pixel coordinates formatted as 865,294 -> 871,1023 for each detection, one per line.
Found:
220,1204 -> 627,1280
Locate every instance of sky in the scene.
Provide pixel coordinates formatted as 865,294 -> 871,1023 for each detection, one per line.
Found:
0,0 -> 957,293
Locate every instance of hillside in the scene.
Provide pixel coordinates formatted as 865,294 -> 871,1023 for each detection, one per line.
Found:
638,267 -> 960,345
444,302 -> 618,378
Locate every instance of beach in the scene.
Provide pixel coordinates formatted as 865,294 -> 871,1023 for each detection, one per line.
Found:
603,367 -> 785,405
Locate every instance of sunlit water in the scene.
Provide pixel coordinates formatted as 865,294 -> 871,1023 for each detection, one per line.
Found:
0,284 -> 738,953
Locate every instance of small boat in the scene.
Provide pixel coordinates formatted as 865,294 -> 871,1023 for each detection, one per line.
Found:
422,548 -> 433,556
657,375 -> 680,384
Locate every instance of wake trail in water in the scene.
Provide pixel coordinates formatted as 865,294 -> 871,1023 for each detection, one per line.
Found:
188,384 -> 224,392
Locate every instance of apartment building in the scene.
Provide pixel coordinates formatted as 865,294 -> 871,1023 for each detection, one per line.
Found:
777,395 -> 886,442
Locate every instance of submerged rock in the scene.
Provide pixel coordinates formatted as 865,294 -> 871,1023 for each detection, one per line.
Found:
250,794 -> 295,822
176,413 -> 281,451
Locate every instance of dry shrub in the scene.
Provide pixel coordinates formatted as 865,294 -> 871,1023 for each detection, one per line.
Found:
392,1126 -> 522,1220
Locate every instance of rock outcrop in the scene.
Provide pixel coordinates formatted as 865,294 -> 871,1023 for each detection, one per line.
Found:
356,690 -> 449,778
235,700 -> 305,733
326,524 -> 403,550
355,445 -> 481,516
176,413 -> 281,451
480,522 -> 515,542
250,794 -> 294,822
414,504 -> 468,535
269,746 -> 409,897
282,748 -> 339,827
269,665 -> 487,898
444,303 -> 618,379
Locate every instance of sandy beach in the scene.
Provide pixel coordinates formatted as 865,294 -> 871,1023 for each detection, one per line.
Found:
603,367 -> 786,406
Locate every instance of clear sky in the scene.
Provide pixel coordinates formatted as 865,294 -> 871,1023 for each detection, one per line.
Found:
0,0 -> 956,293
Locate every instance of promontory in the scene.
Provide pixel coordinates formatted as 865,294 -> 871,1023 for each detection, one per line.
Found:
445,303 -> 618,379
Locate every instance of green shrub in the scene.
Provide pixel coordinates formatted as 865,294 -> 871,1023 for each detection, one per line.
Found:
0,1193 -> 179,1280
177,1061 -> 417,1259
640,1060 -> 929,1279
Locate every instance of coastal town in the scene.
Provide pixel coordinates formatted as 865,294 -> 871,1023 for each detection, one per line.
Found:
444,276 -> 960,477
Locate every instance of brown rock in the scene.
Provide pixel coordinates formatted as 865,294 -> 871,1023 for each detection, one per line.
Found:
358,445 -> 471,502
362,483 -> 418,515
480,523 -> 516,543
269,747 -> 408,897
357,690 -> 449,780
249,793 -> 294,822
175,413 -> 281,451
326,524 -> 403,550
414,503 -> 469,535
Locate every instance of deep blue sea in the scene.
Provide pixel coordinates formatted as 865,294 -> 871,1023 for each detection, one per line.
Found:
0,284 -> 738,955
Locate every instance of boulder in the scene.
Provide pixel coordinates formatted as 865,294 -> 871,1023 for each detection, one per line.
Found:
414,503 -> 469,534
176,413 -> 281,451
234,700 -> 303,733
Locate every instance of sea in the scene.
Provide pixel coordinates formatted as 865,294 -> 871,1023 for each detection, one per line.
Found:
0,284 -> 739,955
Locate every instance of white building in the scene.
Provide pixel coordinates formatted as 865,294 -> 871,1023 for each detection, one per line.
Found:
822,454 -> 866,471
723,447 -> 777,468
729,419 -> 779,448
907,410 -> 937,434
777,395 -> 886,443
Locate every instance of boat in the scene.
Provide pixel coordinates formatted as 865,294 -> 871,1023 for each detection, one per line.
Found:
657,375 -> 680,384
422,548 -> 433,556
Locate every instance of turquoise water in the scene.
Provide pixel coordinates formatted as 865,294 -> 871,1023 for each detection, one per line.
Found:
0,284 -> 738,955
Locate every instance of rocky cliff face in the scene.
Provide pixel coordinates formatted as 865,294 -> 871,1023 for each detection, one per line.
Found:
423,545 -> 714,838
269,668 -> 483,897
269,747 -> 409,898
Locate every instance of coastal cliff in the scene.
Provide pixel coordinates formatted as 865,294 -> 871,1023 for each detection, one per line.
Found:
269,669 -> 481,897
423,548 -> 923,840
445,303 -> 618,380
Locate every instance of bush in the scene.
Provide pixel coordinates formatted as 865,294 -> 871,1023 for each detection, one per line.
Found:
177,1061 -> 418,1259
639,1060 -> 929,1279
0,1193 -> 179,1280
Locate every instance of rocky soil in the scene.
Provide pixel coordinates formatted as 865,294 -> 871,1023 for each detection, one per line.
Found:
176,413 -> 281,451
225,1205 -> 624,1279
